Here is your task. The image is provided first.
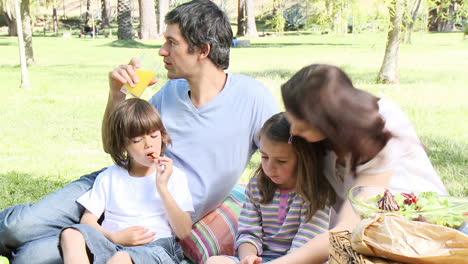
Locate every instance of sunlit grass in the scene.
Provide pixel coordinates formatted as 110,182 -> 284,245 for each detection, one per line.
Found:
0,31 -> 467,209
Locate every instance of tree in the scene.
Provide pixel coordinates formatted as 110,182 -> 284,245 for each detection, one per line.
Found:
158,0 -> 169,35
2,0 -> 18,36
85,0 -> 91,26
101,0 -> 111,29
21,0 -> 34,65
117,0 -> 134,39
237,0 -> 245,36
245,0 -> 258,36
427,0 -> 468,32
139,0 -> 157,39
379,0 -> 404,84
403,0 -> 422,44
14,0 -> 31,89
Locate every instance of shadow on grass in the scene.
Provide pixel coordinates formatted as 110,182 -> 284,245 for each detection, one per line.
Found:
104,39 -> 162,49
0,41 -> 13,46
421,136 -> 467,196
0,171 -> 70,209
239,69 -> 295,79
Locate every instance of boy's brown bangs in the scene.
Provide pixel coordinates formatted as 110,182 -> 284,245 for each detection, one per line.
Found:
124,105 -> 160,139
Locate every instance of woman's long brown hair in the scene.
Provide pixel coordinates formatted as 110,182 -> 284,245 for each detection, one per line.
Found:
281,64 -> 392,175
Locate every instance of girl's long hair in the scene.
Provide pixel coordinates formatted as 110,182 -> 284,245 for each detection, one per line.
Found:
105,98 -> 171,171
253,113 -> 335,221
281,64 -> 392,175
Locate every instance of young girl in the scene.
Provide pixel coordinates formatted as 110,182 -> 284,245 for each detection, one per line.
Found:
59,98 -> 194,264
207,113 -> 334,264
267,64 -> 447,264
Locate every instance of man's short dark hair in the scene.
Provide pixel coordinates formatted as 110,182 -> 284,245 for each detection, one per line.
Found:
165,0 -> 233,70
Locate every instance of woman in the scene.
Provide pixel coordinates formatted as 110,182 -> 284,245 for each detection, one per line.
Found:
265,64 -> 446,264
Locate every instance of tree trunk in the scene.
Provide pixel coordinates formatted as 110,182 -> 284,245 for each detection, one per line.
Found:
245,0 -> 257,36
101,0 -> 111,29
138,0 -> 157,40
21,0 -> 34,66
14,0 -> 32,90
53,5 -> 58,35
86,0 -> 91,26
404,0 -> 422,44
237,0 -> 245,36
118,0 -> 134,39
3,2 -> 18,36
427,1 -> 456,32
379,0 -> 404,84
158,0 -> 169,35
63,0 -> 66,17
441,4 -> 455,32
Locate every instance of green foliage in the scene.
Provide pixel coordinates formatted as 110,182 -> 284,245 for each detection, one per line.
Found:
283,3 -> 307,31
266,9 -> 286,34
426,0 -> 468,25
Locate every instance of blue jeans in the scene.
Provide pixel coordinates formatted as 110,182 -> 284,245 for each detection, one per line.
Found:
60,224 -> 183,263
0,169 -> 104,263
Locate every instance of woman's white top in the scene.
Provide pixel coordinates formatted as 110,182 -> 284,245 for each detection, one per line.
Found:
324,98 -> 447,211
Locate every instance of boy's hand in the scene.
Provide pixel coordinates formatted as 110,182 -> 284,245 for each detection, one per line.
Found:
156,156 -> 173,191
110,226 -> 155,246
239,255 -> 262,264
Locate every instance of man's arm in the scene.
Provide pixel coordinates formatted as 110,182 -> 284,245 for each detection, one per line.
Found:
102,58 -> 158,153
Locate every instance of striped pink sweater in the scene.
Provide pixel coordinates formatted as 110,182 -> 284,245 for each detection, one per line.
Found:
234,176 -> 330,258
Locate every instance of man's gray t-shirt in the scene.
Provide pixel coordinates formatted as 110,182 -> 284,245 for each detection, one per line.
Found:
149,73 -> 278,221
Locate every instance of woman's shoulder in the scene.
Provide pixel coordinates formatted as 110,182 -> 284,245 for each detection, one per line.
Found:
378,98 -> 416,137
378,98 -> 408,123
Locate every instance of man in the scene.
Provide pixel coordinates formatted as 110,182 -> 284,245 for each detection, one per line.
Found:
0,0 -> 278,263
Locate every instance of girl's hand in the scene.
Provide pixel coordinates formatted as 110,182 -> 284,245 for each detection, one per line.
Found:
156,156 -> 173,191
110,226 -> 155,246
239,255 -> 262,264
108,58 -> 158,96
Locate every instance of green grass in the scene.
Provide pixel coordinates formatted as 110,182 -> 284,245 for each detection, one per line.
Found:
0,31 -> 467,209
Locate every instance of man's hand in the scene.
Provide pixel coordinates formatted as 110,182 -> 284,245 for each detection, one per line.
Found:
109,226 -> 155,246
108,57 -> 158,96
239,255 -> 262,264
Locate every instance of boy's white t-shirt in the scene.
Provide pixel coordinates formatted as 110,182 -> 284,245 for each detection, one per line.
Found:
325,98 -> 447,211
77,164 -> 194,240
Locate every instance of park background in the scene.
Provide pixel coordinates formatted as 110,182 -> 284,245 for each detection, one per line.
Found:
0,0 -> 467,209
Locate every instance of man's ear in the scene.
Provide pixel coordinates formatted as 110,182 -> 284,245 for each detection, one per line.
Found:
199,43 -> 211,58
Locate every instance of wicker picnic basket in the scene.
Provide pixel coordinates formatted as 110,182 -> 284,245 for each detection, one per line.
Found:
329,231 -> 401,264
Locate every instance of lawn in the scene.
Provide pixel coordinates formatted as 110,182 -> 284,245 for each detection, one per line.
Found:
0,31 -> 467,209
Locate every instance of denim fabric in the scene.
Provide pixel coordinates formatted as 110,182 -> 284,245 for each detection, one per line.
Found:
12,236 -> 62,264
0,169 -> 104,263
61,224 -> 183,264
